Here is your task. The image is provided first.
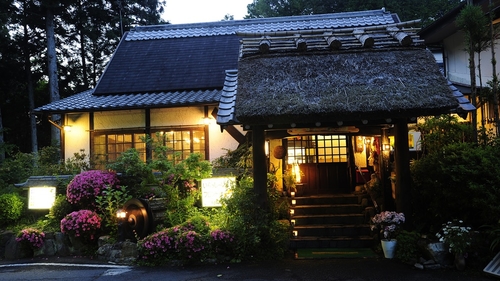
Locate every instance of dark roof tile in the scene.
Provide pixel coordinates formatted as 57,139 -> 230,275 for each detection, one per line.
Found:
35,89 -> 221,113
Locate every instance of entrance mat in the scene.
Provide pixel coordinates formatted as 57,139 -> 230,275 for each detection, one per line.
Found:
295,248 -> 379,259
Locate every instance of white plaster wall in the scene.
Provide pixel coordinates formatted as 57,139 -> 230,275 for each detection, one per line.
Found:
64,112 -> 90,160
444,31 -> 500,87
94,110 -> 145,129
209,123 -> 242,162
151,107 -> 204,126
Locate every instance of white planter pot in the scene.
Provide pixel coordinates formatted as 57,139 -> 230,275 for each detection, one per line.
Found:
381,239 -> 397,259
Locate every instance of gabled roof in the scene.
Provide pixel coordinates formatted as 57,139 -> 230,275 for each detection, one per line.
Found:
419,0 -> 500,45
36,9 -> 399,113
217,20 -> 473,127
219,49 -> 460,127
93,35 -> 240,95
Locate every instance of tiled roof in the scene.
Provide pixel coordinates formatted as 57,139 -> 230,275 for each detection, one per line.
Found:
93,35 -> 240,95
36,9 -> 402,113
35,89 -> 222,113
217,70 -> 238,125
126,9 -> 395,40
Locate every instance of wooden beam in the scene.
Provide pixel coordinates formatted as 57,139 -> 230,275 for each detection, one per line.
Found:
324,32 -> 342,50
295,36 -> 307,52
353,29 -> 374,48
387,27 -> 412,46
252,126 -> 269,210
394,120 -> 412,228
259,37 -> 271,54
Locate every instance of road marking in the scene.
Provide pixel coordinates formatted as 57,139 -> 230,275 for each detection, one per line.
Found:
0,263 -> 132,269
102,268 -> 133,275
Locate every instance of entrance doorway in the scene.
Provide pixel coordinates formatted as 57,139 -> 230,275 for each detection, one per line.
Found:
286,135 -> 350,195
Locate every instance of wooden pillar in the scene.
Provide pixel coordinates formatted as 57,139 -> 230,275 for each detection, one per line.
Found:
394,120 -> 412,225
252,126 -> 269,209
145,108 -> 152,161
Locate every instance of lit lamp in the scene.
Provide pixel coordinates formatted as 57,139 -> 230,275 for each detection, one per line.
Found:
116,209 -> 127,219
116,209 -> 127,242
290,191 -> 295,198
292,230 -> 298,237
291,219 -> 296,226
292,199 -> 296,205
290,209 -> 294,216
383,143 -> 391,151
63,125 -> 72,132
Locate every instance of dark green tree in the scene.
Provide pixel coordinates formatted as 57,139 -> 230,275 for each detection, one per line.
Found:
0,0 -> 166,155
247,0 -> 462,26
456,4 -> 490,143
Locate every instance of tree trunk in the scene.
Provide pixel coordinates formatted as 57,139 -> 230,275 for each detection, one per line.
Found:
469,42 -> 478,143
490,0 -> 500,136
24,23 -> 38,155
46,6 -> 61,148
0,107 -> 4,163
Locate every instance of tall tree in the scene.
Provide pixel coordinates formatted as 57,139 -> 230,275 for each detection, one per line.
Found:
488,0 -> 500,136
43,0 -> 62,147
456,4 -> 490,143
246,0 -> 462,26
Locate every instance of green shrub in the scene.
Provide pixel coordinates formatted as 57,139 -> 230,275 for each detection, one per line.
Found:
218,176 -> 290,261
95,185 -> 132,236
0,193 -> 24,227
395,230 -> 421,263
47,194 -> 75,223
411,142 -> 500,231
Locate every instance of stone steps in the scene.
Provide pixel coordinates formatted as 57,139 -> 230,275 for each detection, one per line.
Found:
289,194 -> 374,249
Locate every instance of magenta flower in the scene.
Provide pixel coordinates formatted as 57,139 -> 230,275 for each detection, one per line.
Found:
61,210 -> 102,241
16,228 -> 45,249
66,170 -> 120,208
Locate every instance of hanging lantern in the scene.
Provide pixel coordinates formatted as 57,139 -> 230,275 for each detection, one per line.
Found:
273,145 -> 286,159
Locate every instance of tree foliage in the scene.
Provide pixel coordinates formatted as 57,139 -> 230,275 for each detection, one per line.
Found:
0,0 -> 166,155
412,116 -> 500,233
246,0 -> 462,26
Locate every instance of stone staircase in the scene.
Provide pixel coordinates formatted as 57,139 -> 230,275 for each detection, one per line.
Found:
289,194 -> 374,249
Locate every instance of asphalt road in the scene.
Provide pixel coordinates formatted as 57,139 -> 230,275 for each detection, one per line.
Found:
0,255 -> 497,281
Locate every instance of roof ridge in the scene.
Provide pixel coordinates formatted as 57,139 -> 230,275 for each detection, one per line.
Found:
133,9 -> 390,32
126,9 -> 396,41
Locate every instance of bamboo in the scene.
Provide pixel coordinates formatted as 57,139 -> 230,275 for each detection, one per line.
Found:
236,19 -> 421,37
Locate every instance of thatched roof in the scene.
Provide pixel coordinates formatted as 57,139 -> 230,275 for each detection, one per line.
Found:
233,48 -> 458,125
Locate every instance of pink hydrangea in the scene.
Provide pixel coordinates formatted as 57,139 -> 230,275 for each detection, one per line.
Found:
370,211 -> 405,240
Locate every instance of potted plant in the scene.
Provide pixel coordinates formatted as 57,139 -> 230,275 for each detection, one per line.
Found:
370,211 -> 405,258
435,220 -> 472,270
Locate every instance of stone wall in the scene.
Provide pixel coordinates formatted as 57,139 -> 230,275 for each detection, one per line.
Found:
0,231 -> 138,265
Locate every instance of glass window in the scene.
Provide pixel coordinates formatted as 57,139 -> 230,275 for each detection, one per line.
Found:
92,127 -> 206,169
287,135 -> 348,164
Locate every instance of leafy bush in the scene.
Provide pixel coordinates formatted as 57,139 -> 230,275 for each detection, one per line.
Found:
0,193 -> 24,227
66,170 -> 120,209
95,185 -> 132,236
218,176 -> 291,261
395,230 -> 421,263
106,148 -> 154,192
411,142 -> 500,231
